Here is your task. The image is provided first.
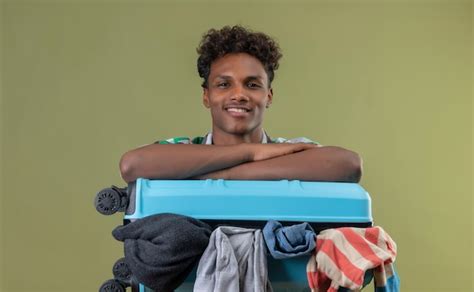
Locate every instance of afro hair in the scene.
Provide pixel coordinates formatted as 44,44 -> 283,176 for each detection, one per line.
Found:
197,25 -> 282,88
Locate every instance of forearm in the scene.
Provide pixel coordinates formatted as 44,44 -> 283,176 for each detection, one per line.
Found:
119,144 -> 252,182
195,146 -> 362,182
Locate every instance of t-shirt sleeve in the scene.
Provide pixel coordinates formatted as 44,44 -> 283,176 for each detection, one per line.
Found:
272,137 -> 320,145
153,137 -> 192,144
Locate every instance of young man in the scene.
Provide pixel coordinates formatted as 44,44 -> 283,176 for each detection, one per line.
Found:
119,25 -> 362,183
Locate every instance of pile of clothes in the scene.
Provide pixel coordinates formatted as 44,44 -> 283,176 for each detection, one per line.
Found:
112,213 -> 400,292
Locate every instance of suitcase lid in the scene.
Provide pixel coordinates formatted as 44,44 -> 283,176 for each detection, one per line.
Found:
125,178 -> 372,224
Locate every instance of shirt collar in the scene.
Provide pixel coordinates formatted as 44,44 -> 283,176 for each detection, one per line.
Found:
204,130 -> 269,145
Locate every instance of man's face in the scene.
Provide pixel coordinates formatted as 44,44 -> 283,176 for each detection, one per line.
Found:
203,53 -> 273,142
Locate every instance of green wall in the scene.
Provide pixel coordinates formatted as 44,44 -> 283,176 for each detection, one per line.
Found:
1,0 -> 472,291
0,0 -> 3,289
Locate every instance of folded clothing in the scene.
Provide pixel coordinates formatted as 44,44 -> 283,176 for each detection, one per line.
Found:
263,220 -> 316,259
307,226 -> 399,292
194,226 -> 272,292
112,213 -> 212,292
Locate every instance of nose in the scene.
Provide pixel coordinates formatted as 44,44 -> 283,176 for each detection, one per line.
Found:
230,85 -> 249,102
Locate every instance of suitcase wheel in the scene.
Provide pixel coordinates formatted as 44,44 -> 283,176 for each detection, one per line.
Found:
112,257 -> 132,284
98,279 -> 126,292
94,188 -> 121,215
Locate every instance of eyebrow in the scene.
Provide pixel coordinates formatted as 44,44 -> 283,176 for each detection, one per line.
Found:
214,75 -> 265,82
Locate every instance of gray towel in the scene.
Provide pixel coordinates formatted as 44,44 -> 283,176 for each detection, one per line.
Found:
112,213 -> 212,292
194,226 -> 272,292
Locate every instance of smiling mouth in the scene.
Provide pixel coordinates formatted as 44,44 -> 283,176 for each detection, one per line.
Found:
226,108 -> 250,113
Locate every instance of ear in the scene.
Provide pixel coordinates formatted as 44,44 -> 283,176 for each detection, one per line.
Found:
266,88 -> 273,108
202,87 -> 210,108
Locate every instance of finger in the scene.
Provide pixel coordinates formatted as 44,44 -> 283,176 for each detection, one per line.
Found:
291,144 -> 311,152
292,143 -> 318,152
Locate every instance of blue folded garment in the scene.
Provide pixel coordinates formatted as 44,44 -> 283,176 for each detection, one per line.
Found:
263,220 -> 316,259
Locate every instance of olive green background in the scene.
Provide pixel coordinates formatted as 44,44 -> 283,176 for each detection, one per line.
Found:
1,0 -> 472,291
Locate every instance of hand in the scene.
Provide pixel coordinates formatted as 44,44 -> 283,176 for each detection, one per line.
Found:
191,168 -> 229,180
250,143 -> 319,162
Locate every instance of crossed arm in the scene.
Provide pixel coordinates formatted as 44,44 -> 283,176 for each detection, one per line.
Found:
119,143 -> 362,183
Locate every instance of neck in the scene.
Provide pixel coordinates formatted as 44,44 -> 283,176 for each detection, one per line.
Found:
211,128 -> 264,145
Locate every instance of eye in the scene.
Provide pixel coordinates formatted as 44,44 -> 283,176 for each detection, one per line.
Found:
248,82 -> 261,88
217,82 -> 229,88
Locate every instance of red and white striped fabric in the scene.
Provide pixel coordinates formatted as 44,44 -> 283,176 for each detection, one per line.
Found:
306,227 -> 397,292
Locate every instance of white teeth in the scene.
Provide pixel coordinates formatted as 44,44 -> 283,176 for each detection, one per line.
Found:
227,108 -> 247,113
